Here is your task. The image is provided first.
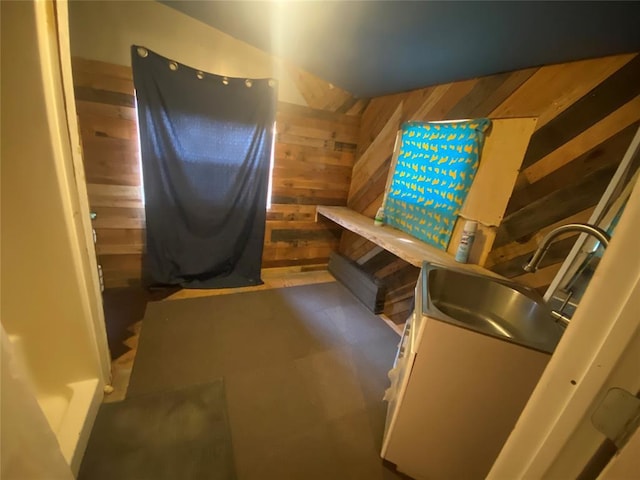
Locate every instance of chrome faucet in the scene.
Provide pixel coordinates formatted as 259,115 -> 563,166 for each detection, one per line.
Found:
523,223 -> 611,273
523,223 -> 611,327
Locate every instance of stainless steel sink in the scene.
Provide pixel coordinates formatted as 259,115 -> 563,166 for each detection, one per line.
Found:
422,262 -> 564,353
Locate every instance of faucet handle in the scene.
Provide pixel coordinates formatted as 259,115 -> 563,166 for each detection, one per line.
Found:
558,290 -> 574,313
551,310 -> 571,326
523,255 -> 537,273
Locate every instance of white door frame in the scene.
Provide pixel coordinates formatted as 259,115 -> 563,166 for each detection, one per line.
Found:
46,0 -> 111,381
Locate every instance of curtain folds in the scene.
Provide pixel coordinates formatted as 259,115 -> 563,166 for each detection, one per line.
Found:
131,46 -> 277,288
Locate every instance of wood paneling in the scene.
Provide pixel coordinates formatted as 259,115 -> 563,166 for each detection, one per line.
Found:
73,57 -> 359,287
485,207 -> 596,270
348,103 -> 402,212
520,96 -> 640,184
284,61 -> 368,115
521,56 -> 640,167
72,57 -> 143,288
341,53 -> 639,323
489,55 -> 636,127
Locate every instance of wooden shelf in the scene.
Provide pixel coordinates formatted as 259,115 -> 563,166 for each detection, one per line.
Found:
316,206 -> 494,276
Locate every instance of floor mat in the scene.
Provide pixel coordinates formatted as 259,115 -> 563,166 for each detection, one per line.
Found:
78,380 -> 236,480
126,282 -> 407,479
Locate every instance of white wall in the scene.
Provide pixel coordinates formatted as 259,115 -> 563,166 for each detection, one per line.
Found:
1,0 -> 104,392
68,0 -> 306,105
1,0 -> 107,474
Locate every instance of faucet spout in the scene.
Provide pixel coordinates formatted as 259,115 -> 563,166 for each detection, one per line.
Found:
523,223 -> 611,273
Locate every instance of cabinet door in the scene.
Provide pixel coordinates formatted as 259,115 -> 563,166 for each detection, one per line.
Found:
385,319 -> 549,479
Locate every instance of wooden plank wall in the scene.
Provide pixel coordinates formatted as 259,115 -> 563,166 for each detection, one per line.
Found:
284,61 -> 370,115
72,57 -> 361,288
343,53 -> 640,323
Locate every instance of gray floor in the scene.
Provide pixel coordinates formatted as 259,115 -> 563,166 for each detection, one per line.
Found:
128,281 -> 407,479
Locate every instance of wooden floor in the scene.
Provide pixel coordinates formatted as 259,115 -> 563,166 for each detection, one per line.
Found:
105,267 -> 337,402
165,267 -> 336,301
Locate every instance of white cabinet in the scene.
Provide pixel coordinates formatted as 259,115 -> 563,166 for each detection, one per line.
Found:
382,306 -> 551,479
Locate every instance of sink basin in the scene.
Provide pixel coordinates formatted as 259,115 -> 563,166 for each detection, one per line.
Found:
422,262 -> 564,353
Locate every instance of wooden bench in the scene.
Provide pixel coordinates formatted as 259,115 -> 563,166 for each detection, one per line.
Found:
316,205 -> 497,276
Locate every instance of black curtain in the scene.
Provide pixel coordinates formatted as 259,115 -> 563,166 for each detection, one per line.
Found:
131,46 -> 277,288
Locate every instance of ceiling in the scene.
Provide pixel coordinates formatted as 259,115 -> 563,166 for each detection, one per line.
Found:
162,1 -> 640,98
